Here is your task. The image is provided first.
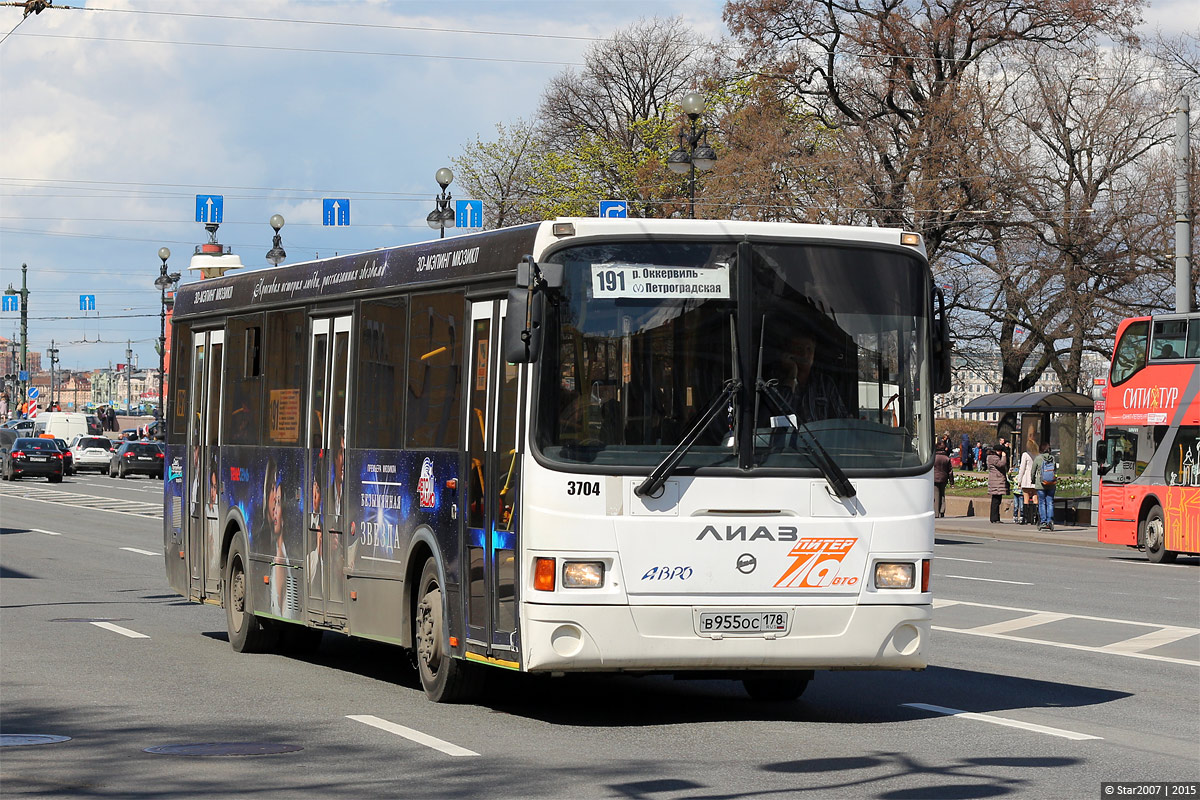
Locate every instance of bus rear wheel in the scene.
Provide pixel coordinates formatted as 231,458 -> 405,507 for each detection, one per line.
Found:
224,532 -> 278,652
742,671 -> 813,702
415,556 -> 482,703
1142,505 -> 1176,564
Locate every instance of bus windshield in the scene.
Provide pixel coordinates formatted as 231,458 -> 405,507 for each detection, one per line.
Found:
535,240 -> 931,472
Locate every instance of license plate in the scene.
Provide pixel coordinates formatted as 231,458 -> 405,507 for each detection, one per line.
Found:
138,457 -> 153,460
697,610 -> 790,636
30,456 -> 47,462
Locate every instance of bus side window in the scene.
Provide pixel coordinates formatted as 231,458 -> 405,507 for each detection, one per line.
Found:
1165,426 -> 1200,487
1188,319 -> 1200,359
1151,319 -> 1187,360
1110,320 -> 1148,385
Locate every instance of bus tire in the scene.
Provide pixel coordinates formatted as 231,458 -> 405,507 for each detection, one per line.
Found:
415,556 -> 482,703
742,671 -> 813,702
224,531 -> 278,653
1142,505 -> 1176,564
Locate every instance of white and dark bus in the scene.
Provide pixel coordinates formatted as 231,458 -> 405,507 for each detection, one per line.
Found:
164,218 -> 949,702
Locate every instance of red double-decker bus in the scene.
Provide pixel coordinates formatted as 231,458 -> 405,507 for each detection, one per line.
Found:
1096,312 -> 1199,562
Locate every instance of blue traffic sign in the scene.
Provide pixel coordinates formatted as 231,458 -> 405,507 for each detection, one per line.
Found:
1,295 -> 17,312
599,200 -> 628,218
27,387 -> 39,399
18,370 -> 27,382
79,295 -> 96,311
456,199 -> 483,229
323,198 -> 350,226
195,194 -> 224,224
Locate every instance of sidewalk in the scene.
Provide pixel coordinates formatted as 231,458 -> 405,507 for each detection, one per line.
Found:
934,493 -> 1115,548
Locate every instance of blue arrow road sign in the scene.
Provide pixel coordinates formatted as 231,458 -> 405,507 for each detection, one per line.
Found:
2,295 -> 17,312
18,370 -> 27,382
28,387 -> 39,399
599,200 -> 628,218
79,295 -> 95,311
323,198 -> 350,226
195,194 -> 224,224
456,199 -> 483,229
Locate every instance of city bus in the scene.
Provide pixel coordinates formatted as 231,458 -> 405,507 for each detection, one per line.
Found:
1096,311 -> 1200,563
163,218 -> 949,702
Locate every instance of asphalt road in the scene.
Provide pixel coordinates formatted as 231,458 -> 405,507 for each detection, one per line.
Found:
2,474 -> 1197,799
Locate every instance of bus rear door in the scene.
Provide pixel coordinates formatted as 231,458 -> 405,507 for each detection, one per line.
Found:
186,329 -> 223,600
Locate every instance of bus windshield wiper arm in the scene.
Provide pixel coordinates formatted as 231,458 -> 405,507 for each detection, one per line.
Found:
757,378 -> 856,499
635,378 -> 741,498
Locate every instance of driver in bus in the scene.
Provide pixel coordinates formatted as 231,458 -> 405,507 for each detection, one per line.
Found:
767,330 -> 849,423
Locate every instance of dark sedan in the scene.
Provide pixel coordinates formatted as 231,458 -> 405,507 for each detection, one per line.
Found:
108,441 -> 165,479
2,437 -> 65,482
51,438 -> 75,475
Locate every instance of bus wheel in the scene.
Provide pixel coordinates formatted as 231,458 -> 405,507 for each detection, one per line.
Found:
224,532 -> 278,653
742,671 -> 813,702
415,556 -> 481,703
1142,505 -> 1176,564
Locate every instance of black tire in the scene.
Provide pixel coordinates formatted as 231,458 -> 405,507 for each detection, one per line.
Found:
118,462 -> 127,479
742,671 -> 814,702
415,556 -> 483,703
224,531 -> 278,653
1142,504 -> 1176,564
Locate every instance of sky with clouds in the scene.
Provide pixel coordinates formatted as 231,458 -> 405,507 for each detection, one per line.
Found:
0,0 -> 1191,372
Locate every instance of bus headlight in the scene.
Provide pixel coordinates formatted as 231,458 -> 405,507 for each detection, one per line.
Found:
874,562 -> 915,589
562,561 -> 604,589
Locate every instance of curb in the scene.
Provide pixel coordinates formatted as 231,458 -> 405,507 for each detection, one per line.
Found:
934,519 -> 1125,550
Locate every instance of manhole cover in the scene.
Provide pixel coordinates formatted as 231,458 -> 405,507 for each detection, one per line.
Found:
144,742 -> 303,757
0,734 -> 72,747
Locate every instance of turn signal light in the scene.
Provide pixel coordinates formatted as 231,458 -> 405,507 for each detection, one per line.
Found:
901,232 -> 921,246
534,557 -> 556,591
921,559 -> 931,592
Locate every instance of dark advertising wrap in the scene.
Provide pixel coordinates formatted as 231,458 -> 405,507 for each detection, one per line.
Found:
173,224 -> 539,318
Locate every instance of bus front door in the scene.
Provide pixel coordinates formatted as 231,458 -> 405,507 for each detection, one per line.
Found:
463,299 -> 524,667
305,315 -> 351,625
186,329 -> 223,601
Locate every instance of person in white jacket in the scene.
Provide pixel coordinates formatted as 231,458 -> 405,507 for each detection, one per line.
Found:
1016,446 -> 1038,525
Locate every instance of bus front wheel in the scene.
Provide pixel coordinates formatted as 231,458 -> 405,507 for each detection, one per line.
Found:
742,671 -> 813,702
224,532 -> 278,652
415,556 -> 482,703
1142,505 -> 1176,564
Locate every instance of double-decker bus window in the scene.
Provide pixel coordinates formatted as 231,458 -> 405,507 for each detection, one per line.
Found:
1166,427 -> 1200,487
170,322 -> 192,441
407,292 -> 462,449
356,298 -> 407,449
1099,426 -> 1165,483
1111,320 -> 1149,384
265,309 -> 305,445
224,314 -> 263,446
1151,319 -> 1187,360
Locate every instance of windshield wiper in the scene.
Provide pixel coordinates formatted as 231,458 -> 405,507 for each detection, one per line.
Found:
756,378 -> 856,500
635,378 -> 741,498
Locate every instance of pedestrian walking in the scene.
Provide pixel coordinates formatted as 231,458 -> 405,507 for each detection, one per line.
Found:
1016,445 -> 1038,525
987,443 -> 1010,523
1033,442 -> 1057,530
933,445 -> 953,518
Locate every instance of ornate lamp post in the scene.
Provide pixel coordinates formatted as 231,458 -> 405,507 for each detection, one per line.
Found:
426,167 -> 455,239
266,214 -> 287,266
667,91 -> 718,218
154,247 -> 181,422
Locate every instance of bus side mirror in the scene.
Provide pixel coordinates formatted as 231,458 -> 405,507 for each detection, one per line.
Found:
931,286 -> 952,394
503,287 -> 544,364
1095,441 -> 1106,464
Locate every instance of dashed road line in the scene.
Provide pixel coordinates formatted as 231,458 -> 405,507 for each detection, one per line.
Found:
902,703 -> 1102,741
89,621 -> 149,639
347,715 -> 478,757
121,547 -> 159,557
937,557 -> 992,563
943,574 -> 1033,585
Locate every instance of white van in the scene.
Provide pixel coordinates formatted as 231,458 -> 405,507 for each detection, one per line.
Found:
34,412 -> 91,442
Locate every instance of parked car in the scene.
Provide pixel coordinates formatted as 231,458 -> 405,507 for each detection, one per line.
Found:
51,438 -> 75,475
108,440 -> 165,479
1,419 -> 37,435
2,437 -> 64,482
69,435 -> 114,473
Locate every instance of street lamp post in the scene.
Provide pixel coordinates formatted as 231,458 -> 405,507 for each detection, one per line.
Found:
48,340 -> 58,406
154,247 -> 180,423
266,215 -> 287,267
427,167 -> 456,239
4,263 -> 29,405
667,91 -> 718,218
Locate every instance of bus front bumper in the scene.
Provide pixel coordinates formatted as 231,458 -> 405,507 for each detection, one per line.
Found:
522,603 -> 930,672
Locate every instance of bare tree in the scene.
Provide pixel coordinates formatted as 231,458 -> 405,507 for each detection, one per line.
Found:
450,119 -> 543,228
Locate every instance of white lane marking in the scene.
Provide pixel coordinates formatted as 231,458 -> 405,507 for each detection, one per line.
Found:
1113,560 -> 1191,569
932,598 -> 959,609
1103,626 -> 1198,655
121,547 -> 159,556
968,612 -> 1070,635
90,621 -> 150,639
940,598 -> 1195,628
932,626 -> 1199,666
347,715 -> 478,757
31,528 -> 62,536
944,574 -> 1033,585
937,556 -> 992,563
902,703 -> 1102,741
